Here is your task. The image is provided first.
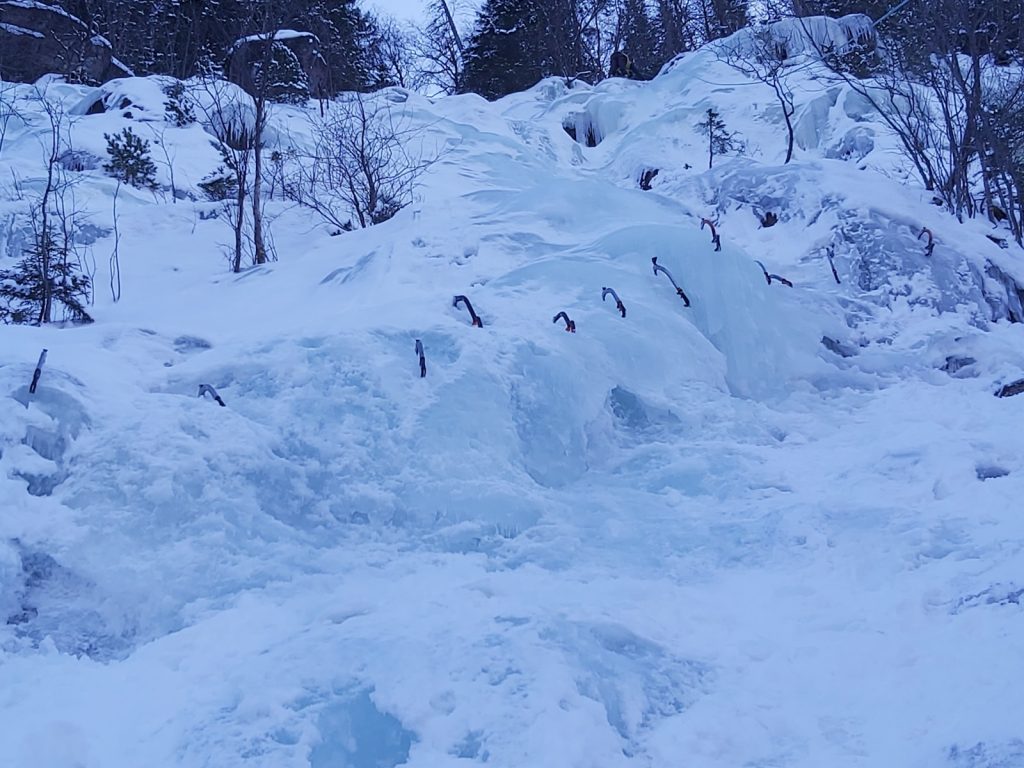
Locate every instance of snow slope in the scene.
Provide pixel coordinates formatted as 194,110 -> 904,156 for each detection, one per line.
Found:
2,37 -> 1024,768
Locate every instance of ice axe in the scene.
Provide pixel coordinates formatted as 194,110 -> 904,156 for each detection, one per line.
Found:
601,287 -> 626,318
198,384 -> 226,407
651,257 -> 690,306
453,295 -> 483,327
918,227 -> 935,257
826,246 -> 840,284
755,260 -> 793,287
553,311 -> 576,333
29,349 -> 47,395
701,218 -> 721,252
23,348 -> 48,409
415,339 -> 426,378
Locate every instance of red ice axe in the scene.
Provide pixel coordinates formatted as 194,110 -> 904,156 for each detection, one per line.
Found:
553,311 -> 576,333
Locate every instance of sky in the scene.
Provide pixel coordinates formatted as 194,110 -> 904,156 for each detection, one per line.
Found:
366,0 -> 425,22
365,0 -> 480,26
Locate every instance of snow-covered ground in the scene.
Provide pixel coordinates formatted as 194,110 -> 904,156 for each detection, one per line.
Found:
2,36 -> 1024,768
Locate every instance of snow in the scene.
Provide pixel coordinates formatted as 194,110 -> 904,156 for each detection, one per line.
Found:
721,14 -> 877,62
1,26 -> 1024,768
0,21 -> 43,37
1,0 -> 78,21
229,29 -> 320,55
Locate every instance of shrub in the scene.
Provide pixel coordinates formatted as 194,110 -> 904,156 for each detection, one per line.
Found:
198,166 -> 238,201
163,80 -> 196,126
0,233 -> 93,325
103,127 -> 158,189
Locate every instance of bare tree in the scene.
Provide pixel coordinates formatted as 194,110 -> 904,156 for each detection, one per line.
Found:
194,75 -> 255,273
366,14 -> 416,89
244,10 -> 282,267
412,0 -> 467,95
147,123 -> 179,203
219,0 -> 305,268
285,93 -> 438,231
804,2 -> 1024,244
977,66 -> 1024,243
719,24 -> 797,164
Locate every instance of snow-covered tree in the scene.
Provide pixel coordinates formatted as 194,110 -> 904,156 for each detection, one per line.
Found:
614,0 -> 662,79
462,0 -> 547,99
252,41 -> 310,104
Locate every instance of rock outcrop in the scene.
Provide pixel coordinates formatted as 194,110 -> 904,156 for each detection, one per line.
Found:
0,1 -> 131,84
226,30 -> 329,102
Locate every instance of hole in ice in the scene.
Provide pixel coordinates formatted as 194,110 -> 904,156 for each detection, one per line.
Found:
14,471 -> 65,497
309,689 -> 416,768
609,387 -> 650,430
975,464 -> 1009,481
173,335 -> 213,353
562,113 -> 601,147
451,730 -> 487,761
608,386 -> 680,433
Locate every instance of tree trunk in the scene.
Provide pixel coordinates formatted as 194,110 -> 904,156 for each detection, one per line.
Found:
783,105 -> 794,164
251,94 -> 267,265
233,179 -> 246,273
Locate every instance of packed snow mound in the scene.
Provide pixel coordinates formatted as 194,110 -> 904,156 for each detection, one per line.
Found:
2,21 -> 1024,768
71,76 -> 173,118
718,14 -> 877,62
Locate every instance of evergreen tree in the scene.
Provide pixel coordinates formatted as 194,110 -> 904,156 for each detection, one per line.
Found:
462,0 -> 546,99
0,233 -> 92,325
653,0 -> 693,60
103,128 -> 158,189
696,107 -> 739,168
617,0 -> 661,79
304,0 -> 376,93
163,80 -> 196,126
253,41 -> 310,103
711,0 -> 748,37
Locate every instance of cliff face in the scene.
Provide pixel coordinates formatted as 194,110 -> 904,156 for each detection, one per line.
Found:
0,1 -> 131,84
